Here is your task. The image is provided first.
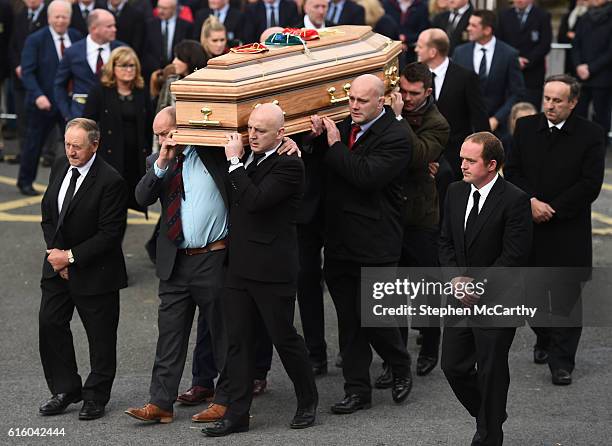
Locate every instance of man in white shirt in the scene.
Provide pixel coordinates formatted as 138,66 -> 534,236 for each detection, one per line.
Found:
298,0 -> 330,29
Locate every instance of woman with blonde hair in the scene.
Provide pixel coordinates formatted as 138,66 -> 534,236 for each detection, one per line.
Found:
429,0 -> 449,19
355,0 -> 399,39
200,16 -> 229,59
83,46 -> 152,212
502,101 -> 537,156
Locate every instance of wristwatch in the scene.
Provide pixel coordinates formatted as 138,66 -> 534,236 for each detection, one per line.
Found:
228,156 -> 240,166
67,249 -> 75,264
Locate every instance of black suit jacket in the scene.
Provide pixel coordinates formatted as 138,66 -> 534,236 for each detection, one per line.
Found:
330,0 -> 365,25
431,4 -> 472,55
41,156 -> 128,295
497,6 -> 552,89
226,151 -> 304,286
192,7 -> 244,43
9,5 -> 47,87
243,0 -> 299,44
435,61 -> 490,179
102,2 -> 145,56
0,0 -> 13,81
135,148 -> 230,281
505,113 -> 605,268
324,107 -> 412,264
142,17 -> 193,79
439,177 -> 532,324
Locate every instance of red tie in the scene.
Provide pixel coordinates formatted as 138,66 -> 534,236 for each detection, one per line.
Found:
348,124 -> 361,150
95,47 -> 104,77
166,154 -> 185,246
59,36 -> 65,57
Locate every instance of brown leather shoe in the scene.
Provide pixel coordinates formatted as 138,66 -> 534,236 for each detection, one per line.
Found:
124,403 -> 173,423
176,386 -> 214,405
191,403 -> 227,422
253,379 -> 267,397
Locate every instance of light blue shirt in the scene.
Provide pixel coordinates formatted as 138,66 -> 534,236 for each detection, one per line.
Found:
352,108 -> 386,142
162,15 -> 177,61
154,146 -> 228,248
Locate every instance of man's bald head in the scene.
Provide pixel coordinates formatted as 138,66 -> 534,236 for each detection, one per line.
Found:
88,9 -> 116,43
415,28 -> 449,65
248,103 -> 285,153
348,75 -> 385,124
153,106 -> 177,146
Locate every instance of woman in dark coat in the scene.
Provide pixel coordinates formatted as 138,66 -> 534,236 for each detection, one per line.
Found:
84,47 -> 153,212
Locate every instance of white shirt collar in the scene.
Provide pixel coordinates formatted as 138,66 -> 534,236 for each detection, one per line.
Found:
431,57 -> 449,78
303,14 -> 326,30
216,3 -> 230,15
454,3 -> 470,15
107,0 -> 127,13
73,153 -> 96,177
29,3 -> 44,19
86,33 -> 111,50
547,119 -> 565,130
48,26 -> 65,41
470,172 -> 499,201
475,36 -> 496,53
516,4 -> 532,15
80,2 -> 94,12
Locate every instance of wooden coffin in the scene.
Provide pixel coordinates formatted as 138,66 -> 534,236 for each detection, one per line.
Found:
171,25 -> 402,146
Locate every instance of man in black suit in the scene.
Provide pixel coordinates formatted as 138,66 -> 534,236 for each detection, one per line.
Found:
191,0 -> 244,44
452,10 -> 525,142
415,28 -> 489,180
8,0 -> 47,163
497,0 -> 552,109
202,103 -> 318,437
102,0 -> 145,56
243,0 -> 299,44
326,0 -> 364,26
39,118 -> 128,420
314,74 -> 412,414
0,0 -> 14,161
439,131 -> 532,446
295,0 -> 332,29
142,0 -> 192,81
70,0 -> 100,36
505,75 -> 606,386
431,0 -> 472,55
125,106 -> 231,424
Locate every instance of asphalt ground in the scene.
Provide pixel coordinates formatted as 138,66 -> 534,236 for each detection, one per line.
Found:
0,141 -> 611,446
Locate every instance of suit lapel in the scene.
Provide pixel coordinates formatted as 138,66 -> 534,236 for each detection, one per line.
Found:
64,155 -> 100,219
253,151 -> 279,180
466,177 -> 505,248
47,162 -> 71,223
44,29 -> 60,64
453,182 -> 470,262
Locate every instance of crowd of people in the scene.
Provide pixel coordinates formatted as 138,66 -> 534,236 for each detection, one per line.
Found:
0,0 -> 610,443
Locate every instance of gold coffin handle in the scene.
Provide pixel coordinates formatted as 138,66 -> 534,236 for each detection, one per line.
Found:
188,107 -> 221,127
328,83 -> 351,104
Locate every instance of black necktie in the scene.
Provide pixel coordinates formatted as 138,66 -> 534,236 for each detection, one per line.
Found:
27,10 -> 35,31
447,9 -> 459,33
268,5 -> 277,27
478,48 -> 487,80
162,20 -> 170,65
246,152 -> 266,177
465,190 -> 480,240
517,9 -> 526,29
57,168 -> 80,230
431,71 -> 437,101
328,3 -> 336,23
83,8 -> 89,21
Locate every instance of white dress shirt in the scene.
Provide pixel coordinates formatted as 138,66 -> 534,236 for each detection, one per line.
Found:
213,3 -> 230,23
57,154 -> 96,213
448,3 -> 470,29
161,15 -> 177,62
266,0 -> 280,27
86,35 -> 111,75
547,119 -> 566,130
303,14 -> 326,30
464,173 -> 499,229
49,27 -> 72,61
79,2 -> 95,18
431,57 -> 449,101
473,36 -> 496,77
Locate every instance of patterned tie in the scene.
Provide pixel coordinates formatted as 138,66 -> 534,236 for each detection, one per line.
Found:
348,124 -> 361,150
96,47 -> 104,77
57,168 -> 80,230
478,48 -> 487,80
465,190 -> 480,241
59,36 -> 65,57
166,154 -> 185,246
246,152 -> 266,177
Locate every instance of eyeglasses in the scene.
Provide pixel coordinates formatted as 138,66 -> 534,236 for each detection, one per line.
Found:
116,64 -> 136,70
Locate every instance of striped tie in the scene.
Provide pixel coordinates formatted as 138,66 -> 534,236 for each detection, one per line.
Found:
166,154 -> 185,246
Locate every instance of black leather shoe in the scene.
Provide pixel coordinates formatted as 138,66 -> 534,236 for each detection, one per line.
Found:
290,404 -> 316,429
330,394 -> 371,414
335,353 -> 343,368
374,363 -> 393,389
19,185 -> 40,196
39,392 -> 82,415
311,360 -> 328,376
416,355 -> 438,376
552,369 -> 572,385
79,400 -> 105,420
202,418 -> 249,437
533,347 -> 549,364
391,374 -> 413,403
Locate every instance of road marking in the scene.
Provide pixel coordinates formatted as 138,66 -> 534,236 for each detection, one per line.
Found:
0,195 -> 42,211
592,211 -> 612,226
602,183 -> 612,192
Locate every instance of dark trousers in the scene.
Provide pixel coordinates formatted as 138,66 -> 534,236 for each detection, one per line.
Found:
191,309 -> 217,388
324,258 -> 411,399
222,276 -> 317,421
529,281 -> 583,373
399,226 -> 441,356
149,250 -> 228,411
17,106 -> 65,188
39,275 -> 120,404
576,86 -> 612,137
442,326 -> 516,446
296,219 -> 327,363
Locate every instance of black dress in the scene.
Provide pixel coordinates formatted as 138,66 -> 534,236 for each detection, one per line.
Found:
119,94 -> 141,210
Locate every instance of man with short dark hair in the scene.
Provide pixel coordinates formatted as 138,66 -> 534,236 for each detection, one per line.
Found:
452,10 -> 525,140
439,131 -> 532,445
39,118 -> 128,421
505,74 -> 606,386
